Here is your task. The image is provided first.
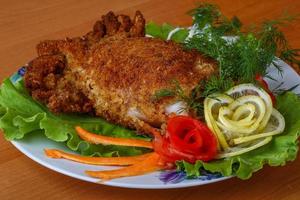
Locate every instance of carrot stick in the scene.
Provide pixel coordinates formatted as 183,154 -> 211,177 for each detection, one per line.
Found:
44,149 -> 153,166
75,126 -> 153,149
85,152 -> 163,181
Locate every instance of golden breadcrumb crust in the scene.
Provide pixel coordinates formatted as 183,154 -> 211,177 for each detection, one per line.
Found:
24,11 -> 217,133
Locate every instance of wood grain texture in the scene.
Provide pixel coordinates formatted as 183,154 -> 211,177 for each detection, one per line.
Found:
0,0 -> 299,199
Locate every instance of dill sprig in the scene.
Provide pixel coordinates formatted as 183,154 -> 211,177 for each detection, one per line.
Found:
188,3 -> 242,35
152,80 -> 204,116
153,3 -> 300,117
152,89 -> 175,101
152,78 -> 234,117
185,3 -> 299,95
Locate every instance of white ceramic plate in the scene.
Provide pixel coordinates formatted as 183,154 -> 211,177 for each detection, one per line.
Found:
9,59 -> 300,189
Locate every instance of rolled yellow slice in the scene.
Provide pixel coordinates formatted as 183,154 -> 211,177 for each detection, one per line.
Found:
204,83 -> 285,159
226,83 -> 273,131
232,103 -> 256,122
218,105 -> 256,127
219,95 -> 266,134
217,136 -> 272,159
233,108 -> 285,145
204,94 -> 234,150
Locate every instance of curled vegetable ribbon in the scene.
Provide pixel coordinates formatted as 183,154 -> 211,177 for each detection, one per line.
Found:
204,84 -> 285,153
45,127 -> 163,181
216,95 -> 267,135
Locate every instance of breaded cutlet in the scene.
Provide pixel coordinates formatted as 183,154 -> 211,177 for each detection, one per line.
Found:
24,11 -> 217,133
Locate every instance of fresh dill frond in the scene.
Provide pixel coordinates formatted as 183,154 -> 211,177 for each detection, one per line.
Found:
257,15 -> 300,71
188,3 -> 221,29
280,49 -> 300,69
152,3 -> 300,117
151,80 -> 205,116
151,77 -> 234,117
188,3 -> 242,35
152,89 -> 175,101
201,76 -> 235,96
215,16 -> 242,35
185,3 -> 300,96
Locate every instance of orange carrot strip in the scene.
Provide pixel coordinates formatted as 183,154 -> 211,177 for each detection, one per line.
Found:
44,149 -> 153,166
85,152 -> 163,181
75,126 -> 153,149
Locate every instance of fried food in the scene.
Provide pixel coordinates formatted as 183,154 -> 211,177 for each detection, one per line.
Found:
24,11 -> 217,133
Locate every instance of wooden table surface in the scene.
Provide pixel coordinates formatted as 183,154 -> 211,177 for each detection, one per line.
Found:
0,0 -> 299,199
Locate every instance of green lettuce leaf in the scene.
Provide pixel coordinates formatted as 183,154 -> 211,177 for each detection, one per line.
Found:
0,78 -> 150,157
176,92 -> 300,179
170,29 -> 189,43
146,22 -> 188,42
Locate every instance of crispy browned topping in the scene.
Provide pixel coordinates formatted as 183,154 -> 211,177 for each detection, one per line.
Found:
88,37 -> 215,90
24,11 -> 217,134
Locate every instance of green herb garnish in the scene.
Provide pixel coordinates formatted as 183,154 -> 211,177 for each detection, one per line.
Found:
147,3 -> 300,117
186,3 -> 299,91
152,88 -> 175,101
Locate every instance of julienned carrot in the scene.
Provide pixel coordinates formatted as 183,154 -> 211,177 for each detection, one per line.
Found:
85,152 -> 163,181
75,126 -> 153,149
44,149 -> 153,166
